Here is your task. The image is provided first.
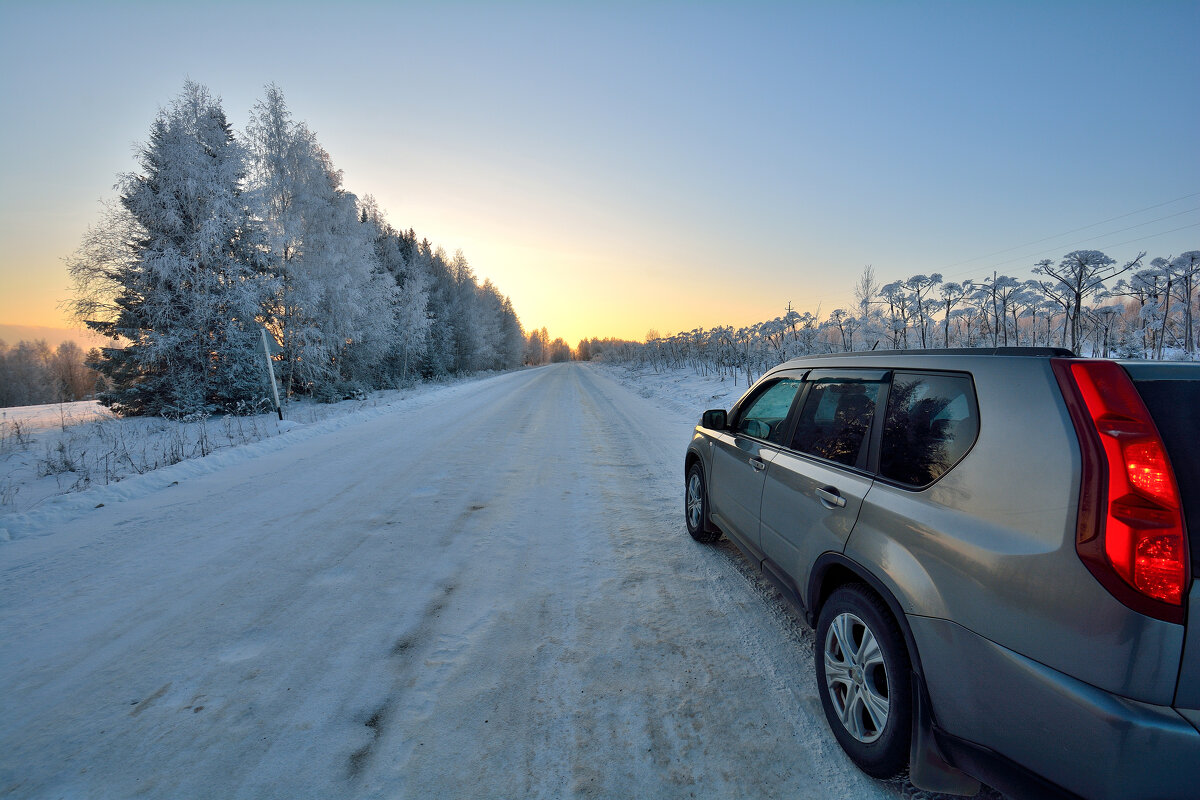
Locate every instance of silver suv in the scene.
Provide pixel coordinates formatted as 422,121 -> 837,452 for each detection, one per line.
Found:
683,348 -> 1199,799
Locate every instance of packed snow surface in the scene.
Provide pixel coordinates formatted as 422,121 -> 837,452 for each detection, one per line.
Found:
0,378 -> 502,530
1,363 -> 979,798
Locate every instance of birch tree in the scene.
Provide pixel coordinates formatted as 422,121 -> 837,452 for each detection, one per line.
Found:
246,85 -> 393,395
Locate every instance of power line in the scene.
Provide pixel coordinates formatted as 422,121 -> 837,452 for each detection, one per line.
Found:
960,209 -> 1200,276
1078,220 -> 1200,253
796,195 -> 1200,310
932,190 -> 1200,275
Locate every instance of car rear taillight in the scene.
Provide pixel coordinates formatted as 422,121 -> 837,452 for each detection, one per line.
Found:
1052,359 -> 1190,623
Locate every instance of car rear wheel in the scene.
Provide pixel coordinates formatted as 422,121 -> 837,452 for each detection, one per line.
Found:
685,462 -> 720,543
815,583 -> 912,779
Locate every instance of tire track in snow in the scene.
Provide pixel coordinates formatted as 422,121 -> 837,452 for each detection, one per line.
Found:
580,363 -> 1005,800
571,363 -> 886,799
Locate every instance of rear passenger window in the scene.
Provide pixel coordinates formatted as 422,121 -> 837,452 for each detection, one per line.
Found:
736,379 -> 802,444
880,372 -> 978,488
792,379 -> 882,468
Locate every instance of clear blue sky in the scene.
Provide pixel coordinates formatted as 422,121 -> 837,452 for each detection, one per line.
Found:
1,0 -> 1197,345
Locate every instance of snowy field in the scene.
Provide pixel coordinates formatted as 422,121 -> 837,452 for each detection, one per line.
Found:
0,363 -> 998,799
0,376 -> 501,537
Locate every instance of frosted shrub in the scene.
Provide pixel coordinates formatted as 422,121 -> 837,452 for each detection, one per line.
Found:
37,439 -> 86,477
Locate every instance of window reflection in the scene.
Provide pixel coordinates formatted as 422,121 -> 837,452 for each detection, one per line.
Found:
880,373 -> 978,487
736,378 -> 802,444
792,380 -> 881,468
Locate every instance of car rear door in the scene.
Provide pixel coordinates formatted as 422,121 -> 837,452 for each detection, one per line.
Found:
759,369 -> 887,600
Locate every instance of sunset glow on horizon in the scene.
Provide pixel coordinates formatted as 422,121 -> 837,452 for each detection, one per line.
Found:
2,2 -> 1197,350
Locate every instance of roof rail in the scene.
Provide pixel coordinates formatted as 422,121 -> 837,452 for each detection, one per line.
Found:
779,347 -> 1075,361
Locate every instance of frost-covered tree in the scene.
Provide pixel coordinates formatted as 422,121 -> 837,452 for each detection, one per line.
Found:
244,85 -> 327,394
475,280 -> 524,370
976,273 -> 1023,346
904,273 -> 941,348
0,338 -> 97,407
1034,250 -> 1142,355
854,265 -> 878,316
878,281 -> 911,349
420,243 -> 459,376
598,245 -> 1197,373
1085,304 -> 1124,358
1168,251 -> 1199,356
46,342 -> 95,402
937,281 -> 970,348
498,295 -> 527,369
361,199 -> 431,381
68,81 -> 539,411
548,337 -> 572,362
245,85 -> 394,396
0,340 -> 52,407
313,189 -> 399,393
448,250 -> 488,372
1114,263 -> 1174,357
69,82 -> 275,415
827,308 -> 859,352
525,327 -> 550,366
1147,256 -> 1177,360
1007,283 -> 1043,347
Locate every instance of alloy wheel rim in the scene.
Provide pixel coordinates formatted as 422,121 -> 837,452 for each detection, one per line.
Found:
686,473 -> 703,529
823,611 -> 889,743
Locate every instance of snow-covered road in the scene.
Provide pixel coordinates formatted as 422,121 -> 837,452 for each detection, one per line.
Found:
2,363 -> 915,799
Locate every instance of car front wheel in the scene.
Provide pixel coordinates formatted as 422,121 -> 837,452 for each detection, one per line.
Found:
685,462 -> 720,543
815,583 -> 912,779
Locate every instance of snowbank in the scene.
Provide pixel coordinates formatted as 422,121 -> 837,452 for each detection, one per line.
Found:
0,372 -> 519,541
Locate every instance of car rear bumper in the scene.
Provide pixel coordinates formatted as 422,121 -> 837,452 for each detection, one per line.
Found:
910,616 -> 1200,800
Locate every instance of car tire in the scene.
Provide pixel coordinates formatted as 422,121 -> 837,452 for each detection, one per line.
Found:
815,583 -> 912,779
685,462 -> 720,543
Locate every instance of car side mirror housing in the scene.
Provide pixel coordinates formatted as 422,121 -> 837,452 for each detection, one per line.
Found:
701,409 -> 728,430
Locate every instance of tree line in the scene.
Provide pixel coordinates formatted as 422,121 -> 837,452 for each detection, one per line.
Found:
0,340 -> 97,408
69,82 -> 534,416
580,250 -> 1199,386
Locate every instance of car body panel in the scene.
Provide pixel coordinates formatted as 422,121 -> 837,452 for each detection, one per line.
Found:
910,615 -> 1200,800
707,431 -> 777,550
760,450 -> 872,604
848,480 -> 1185,705
1174,582 -> 1200,711
844,355 -> 1182,703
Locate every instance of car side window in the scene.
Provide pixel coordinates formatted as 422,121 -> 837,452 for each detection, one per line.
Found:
880,372 -> 979,487
735,378 -> 802,444
791,378 -> 882,468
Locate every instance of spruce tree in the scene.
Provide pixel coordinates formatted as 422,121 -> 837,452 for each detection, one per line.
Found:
72,82 -> 274,416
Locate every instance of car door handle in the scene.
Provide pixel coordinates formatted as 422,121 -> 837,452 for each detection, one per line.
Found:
749,457 -> 767,472
816,486 -> 847,508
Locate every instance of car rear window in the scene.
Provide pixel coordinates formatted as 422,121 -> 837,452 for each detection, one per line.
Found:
1131,378 -> 1200,575
880,372 -> 979,488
